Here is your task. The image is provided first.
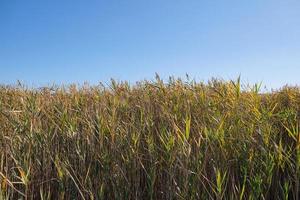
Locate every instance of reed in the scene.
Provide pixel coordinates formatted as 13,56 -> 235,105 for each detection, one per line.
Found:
0,76 -> 299,199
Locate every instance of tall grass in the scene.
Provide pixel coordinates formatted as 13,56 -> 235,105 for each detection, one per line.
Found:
0,76 -> 299,199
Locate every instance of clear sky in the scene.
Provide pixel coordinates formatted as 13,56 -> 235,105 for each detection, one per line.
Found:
1,0 -> 300,89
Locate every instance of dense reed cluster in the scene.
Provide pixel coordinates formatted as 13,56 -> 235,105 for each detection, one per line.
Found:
0,76 -> 299,199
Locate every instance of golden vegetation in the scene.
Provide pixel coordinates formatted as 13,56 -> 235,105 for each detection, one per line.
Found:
0,76 -> 299,199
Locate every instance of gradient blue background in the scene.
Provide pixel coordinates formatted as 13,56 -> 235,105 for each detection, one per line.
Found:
1,0 -> 300,88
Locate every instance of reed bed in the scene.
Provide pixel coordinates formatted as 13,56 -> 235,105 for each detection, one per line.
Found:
0,76 -> 299,199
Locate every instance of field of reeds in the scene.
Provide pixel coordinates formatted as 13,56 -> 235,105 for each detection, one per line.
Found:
0,76 -> 299,200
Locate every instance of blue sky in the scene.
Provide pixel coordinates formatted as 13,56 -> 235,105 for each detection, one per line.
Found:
1,0 -> 300,88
